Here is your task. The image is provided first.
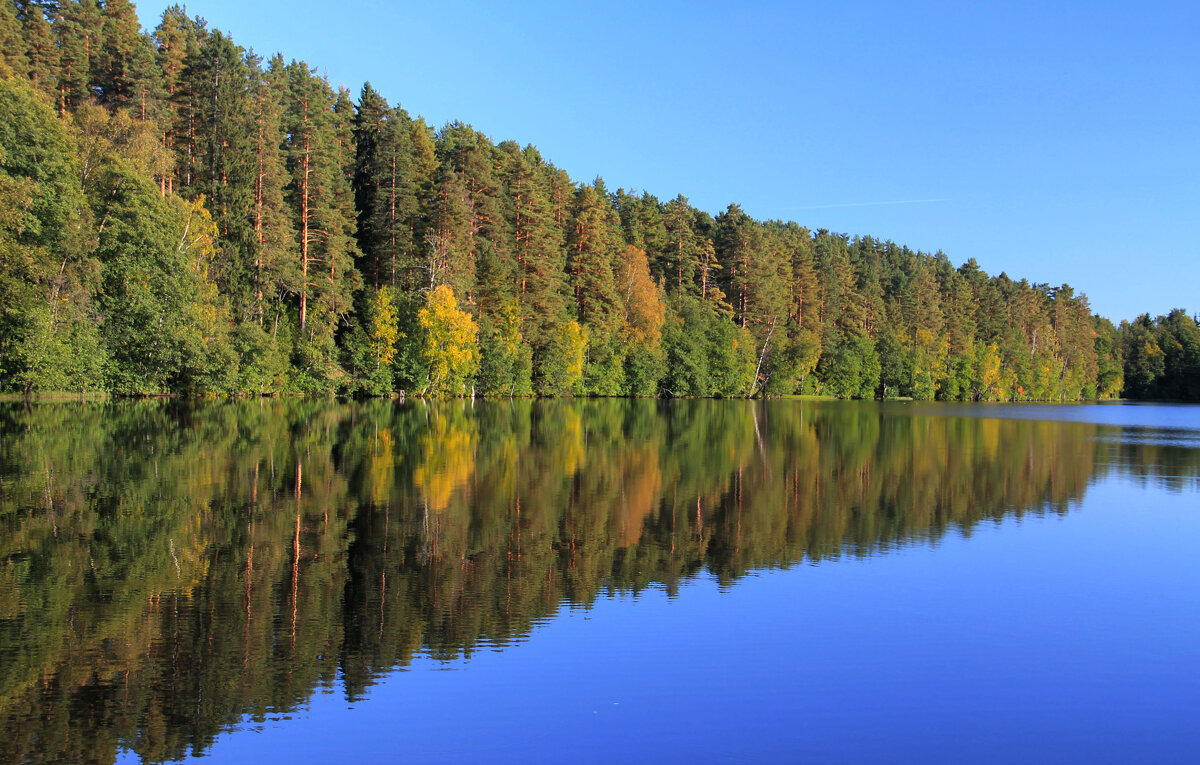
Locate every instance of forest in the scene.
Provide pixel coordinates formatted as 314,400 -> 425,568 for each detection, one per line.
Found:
1,1 -> 1197,401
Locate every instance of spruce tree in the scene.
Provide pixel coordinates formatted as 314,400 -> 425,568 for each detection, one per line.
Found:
351,81 -> 388,286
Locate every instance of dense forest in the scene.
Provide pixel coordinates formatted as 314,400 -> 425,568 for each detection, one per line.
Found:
4,398 -> 1199,762
0,1 -> 1197,400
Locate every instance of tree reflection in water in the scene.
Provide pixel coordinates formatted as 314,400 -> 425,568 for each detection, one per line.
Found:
0,399 -> 1195,763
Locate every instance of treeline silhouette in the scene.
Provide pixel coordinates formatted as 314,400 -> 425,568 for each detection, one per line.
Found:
2,399 -> 1198,762
2,2 -> 1197,400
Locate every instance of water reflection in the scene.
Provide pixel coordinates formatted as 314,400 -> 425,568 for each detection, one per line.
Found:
0,399 -> 1197,764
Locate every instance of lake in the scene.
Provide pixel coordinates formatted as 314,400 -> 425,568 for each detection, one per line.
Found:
1,399 -> 1197,763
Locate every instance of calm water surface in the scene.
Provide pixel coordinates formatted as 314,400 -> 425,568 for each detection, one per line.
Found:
1,399 -> 1197,764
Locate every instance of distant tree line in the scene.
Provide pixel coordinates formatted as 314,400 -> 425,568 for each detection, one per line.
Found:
1,1 -> 1196,400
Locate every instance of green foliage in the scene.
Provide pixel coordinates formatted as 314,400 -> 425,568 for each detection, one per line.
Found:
1118,310 -> 1200,401
343,285 -> 401,395
96,0 -> 152,110
230,320 -> 289,394
280,58 -> 362,389
537,319 -> 587,395
821,335 -> 880,399
706,314 -> 757,397
478,300 -> 533,396
1093,316 -> 1124,399
0,3 -> 28,81
98,189 -> 235,394
875,330 -> 906,399
661,299 -> 710,396
0,76 -> 101,393
624,345 -> 666,397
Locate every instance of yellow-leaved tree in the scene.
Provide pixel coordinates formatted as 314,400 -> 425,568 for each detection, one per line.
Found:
617,245 -> 667,395
417,285 -> 479,396
368,286 -> 400,369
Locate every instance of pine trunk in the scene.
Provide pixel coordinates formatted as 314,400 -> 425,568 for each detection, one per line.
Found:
300,133 -> 310,331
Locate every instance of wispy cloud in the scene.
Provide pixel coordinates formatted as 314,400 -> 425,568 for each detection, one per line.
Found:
789,198 -> 952,210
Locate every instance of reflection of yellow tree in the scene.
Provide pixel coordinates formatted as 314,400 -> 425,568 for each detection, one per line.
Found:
413,408 -> 476,513
367,427 -> 396,504
543,402 -> 585,478
616,444 -> 662,547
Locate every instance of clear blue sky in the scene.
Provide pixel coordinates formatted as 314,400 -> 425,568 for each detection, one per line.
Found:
138,0 -> 1198,323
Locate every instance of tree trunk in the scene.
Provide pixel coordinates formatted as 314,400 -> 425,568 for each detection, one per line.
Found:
300,131 -> 310,331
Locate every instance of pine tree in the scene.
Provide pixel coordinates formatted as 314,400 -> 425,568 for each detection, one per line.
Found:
568,181 -> 624,393
936,253 -> 977,398
406,116 -> 437,276
501,142 -> 567,339
153,4 -> 204,192
18,1 -> 58,98
430,122 -> 510,304
183,30 -> 256,310
95,0 -> 142,108
850,236 -> 887,339
814,229 -> 876,396
0,2 -> 29,80
613,190 -> 667,279
353,85 -> 426,290
715,203 -> 753,326
247,52 -> 296,329
281,60 -> 361,386
167,8 -> 208,192
0,0 -> 1154,400
54,0 -> 104,114
783,222 -> 820,390
662,194 -> 701,299
331,86 -> 358,229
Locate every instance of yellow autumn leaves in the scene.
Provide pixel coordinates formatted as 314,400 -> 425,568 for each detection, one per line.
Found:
417,285 -> 479,396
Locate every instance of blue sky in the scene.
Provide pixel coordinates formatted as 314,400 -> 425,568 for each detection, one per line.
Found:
137,0 -> 1198,322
